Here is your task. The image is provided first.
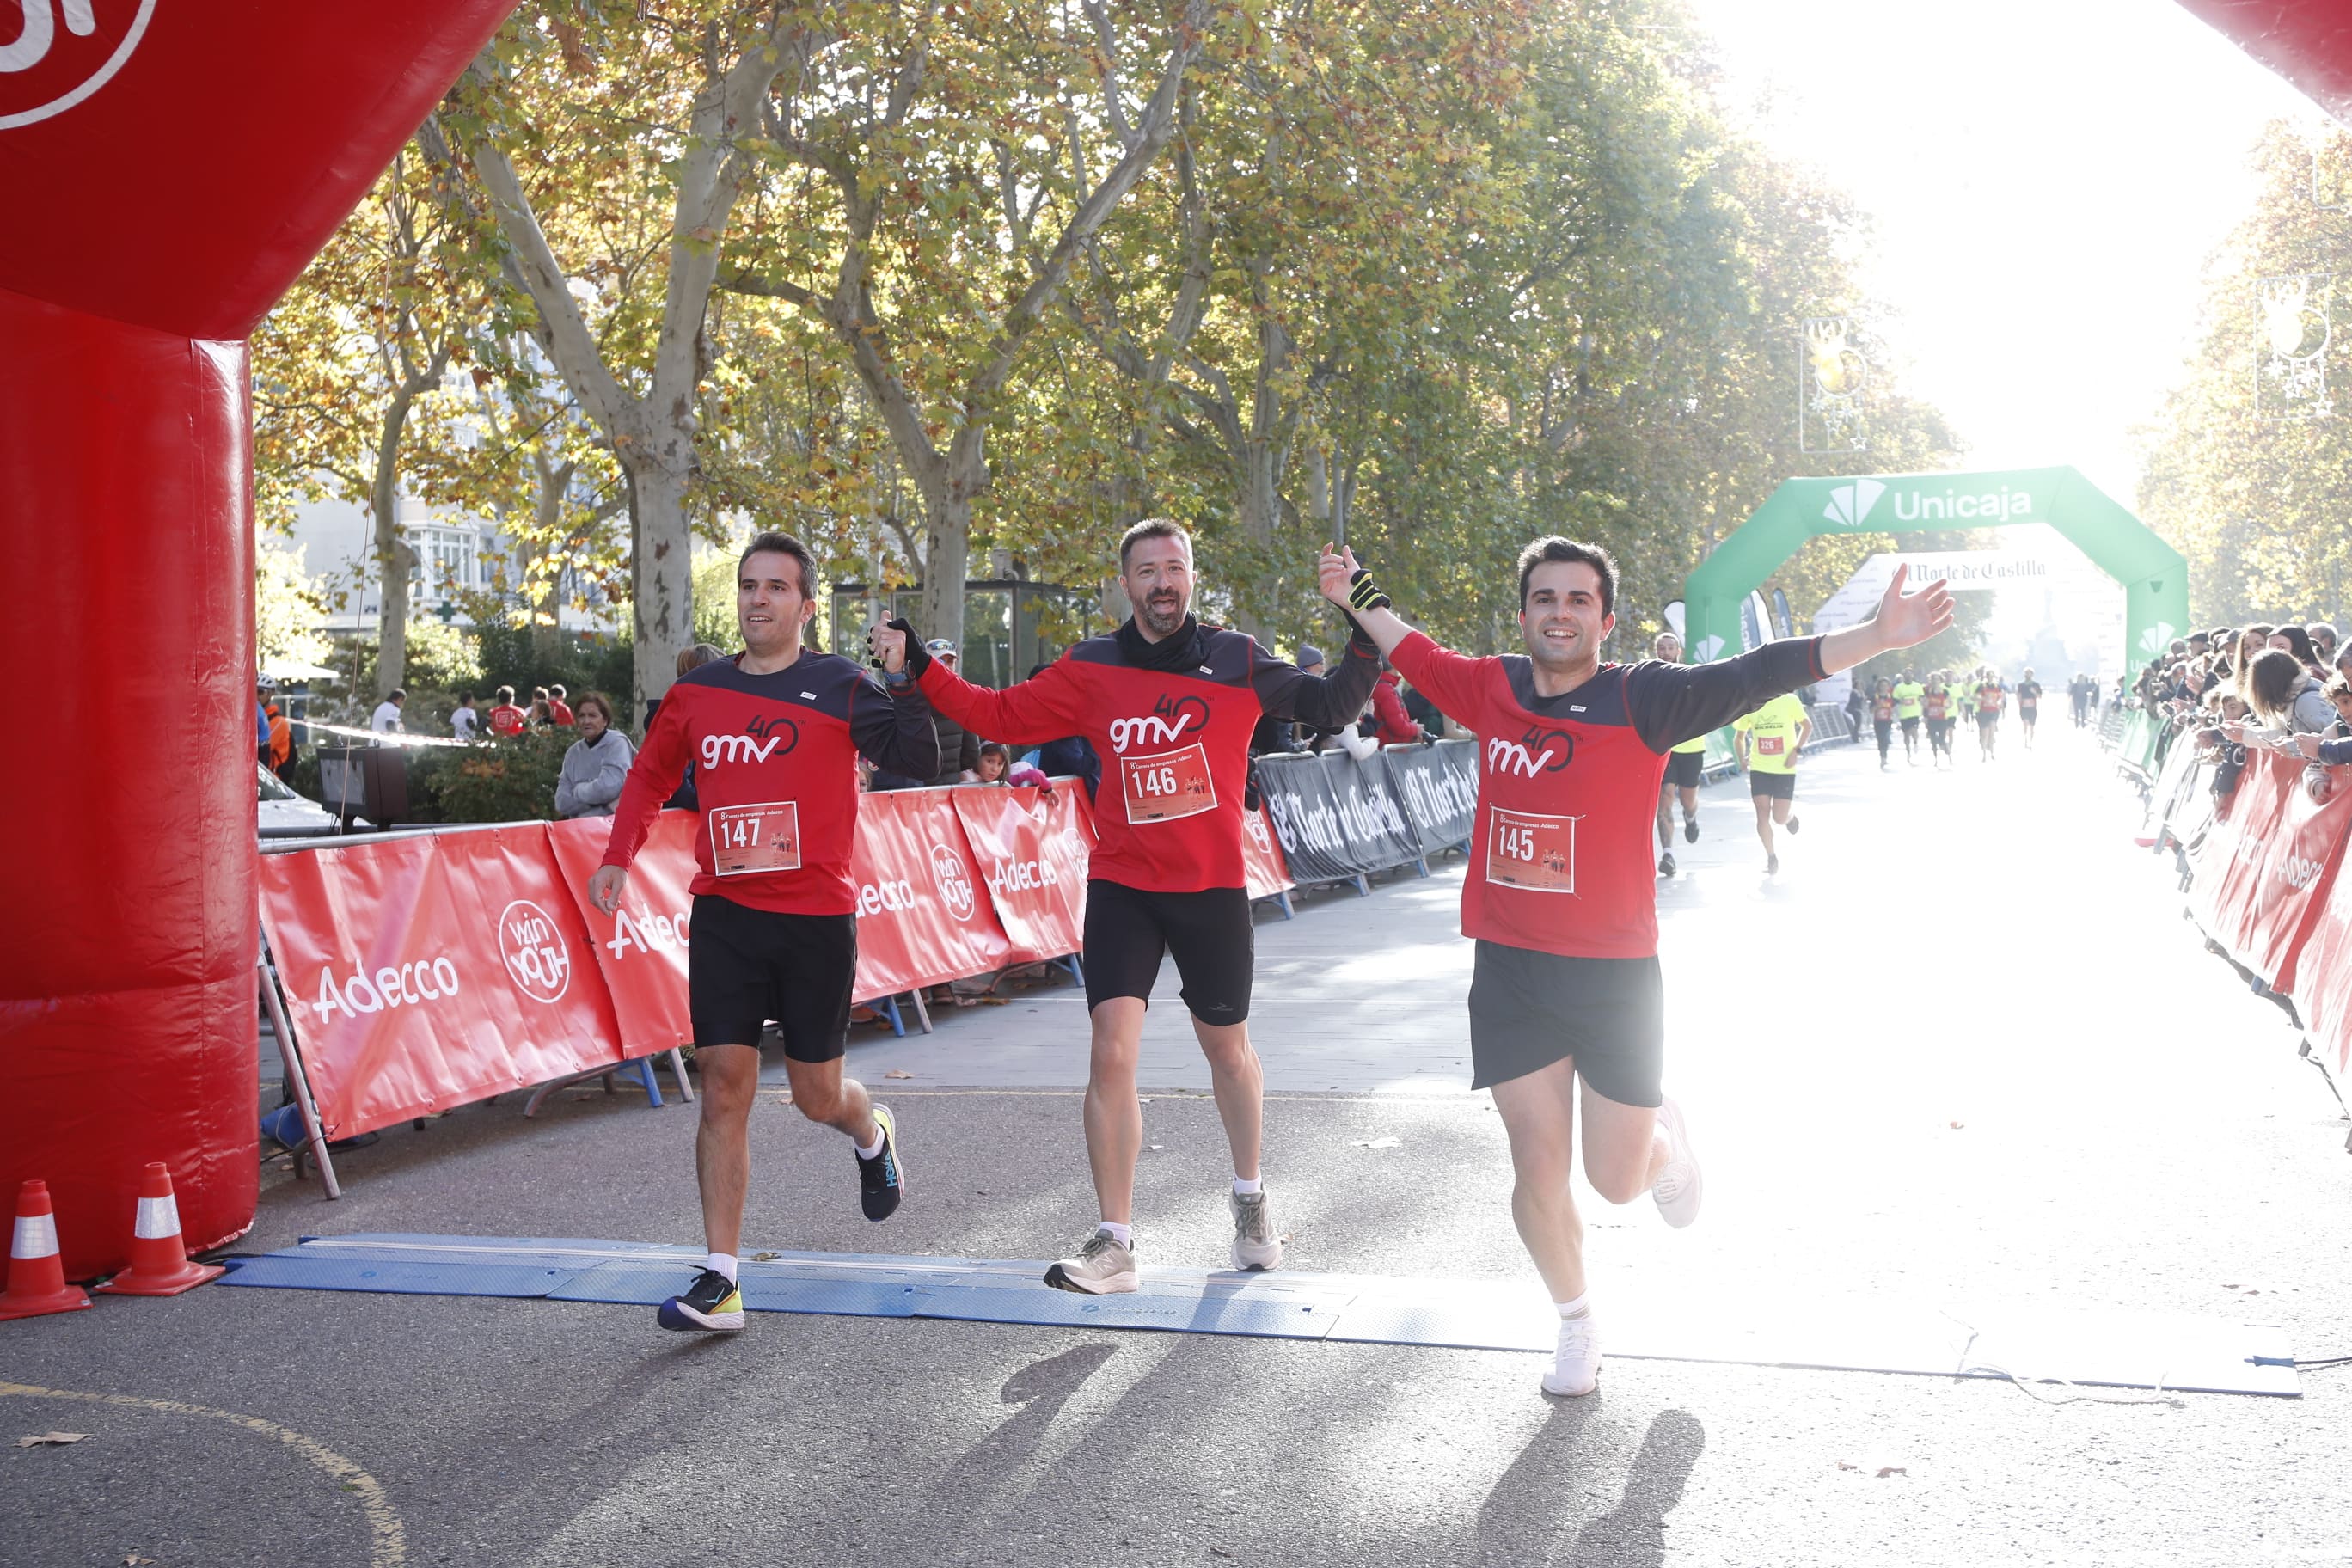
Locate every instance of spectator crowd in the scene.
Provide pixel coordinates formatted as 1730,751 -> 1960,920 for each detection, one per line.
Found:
2129,619 -> 2352,799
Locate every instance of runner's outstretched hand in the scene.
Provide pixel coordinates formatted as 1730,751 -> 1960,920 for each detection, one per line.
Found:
1870,564 -> 1953,650
1316,543 -> 1412,658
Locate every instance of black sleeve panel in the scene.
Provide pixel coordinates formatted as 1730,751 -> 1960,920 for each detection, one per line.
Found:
1252,628 -> 1381,732
850,671 -> 943,777
1623,638 -> 1828,754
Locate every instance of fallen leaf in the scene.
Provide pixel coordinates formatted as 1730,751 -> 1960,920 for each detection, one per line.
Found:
750,1251 -> 781,1262
126,1557 -> 156,1565
1147,1143 -> 1164,1151
885,1070 -> 915,1080
1948,1121 -> 1965,1130
1836,1461 -> 1859,1472
1351,1136 -> 1401,1149
17,1432 -> 85,1448
1877,1466 -> 1908,1479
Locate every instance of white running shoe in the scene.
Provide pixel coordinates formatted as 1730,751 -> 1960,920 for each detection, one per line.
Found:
1044,1228 -> 1139,1295
1651,1096 -> 1703,1228
1542,1311 -> 1602,1397
1230,1190 -> 1283,1271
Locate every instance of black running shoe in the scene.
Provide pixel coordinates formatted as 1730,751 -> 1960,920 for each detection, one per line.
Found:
1683,817 -> 1699,844
657,1267 -> 744,1332
858,1104 -> 904,1221
1657,851 -> 1676,878
1785,815 -> 1800,836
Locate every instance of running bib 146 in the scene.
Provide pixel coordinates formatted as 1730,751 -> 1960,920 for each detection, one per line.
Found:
708,801 -> 803,875
1120,742 -> 1216,824
1487,807 -> 1581,894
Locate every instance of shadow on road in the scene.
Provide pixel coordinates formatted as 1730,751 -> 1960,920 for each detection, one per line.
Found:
1476,1402 -> 1704,1564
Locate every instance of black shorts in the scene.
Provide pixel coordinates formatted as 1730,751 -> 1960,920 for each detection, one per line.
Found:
1749,770 -> 1796,800
1663,750 -> 1704,789
1873,720 -> 1894,743
1977,713 -> 1998,730
1899,716 -> 1920,734
1083,879 -> 1253,1023
686,894 -> 856,1060
2019,707 -> 2037,724
1467,941 -> 1664,1105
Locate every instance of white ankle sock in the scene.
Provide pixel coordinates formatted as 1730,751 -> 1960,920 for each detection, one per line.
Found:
1232,1176 -> 1263,1197
706,1253 -> 739,1283
1099,1221 -> 1134,1247
854,1128 -> 885,1160
1556,1293 -> 1590,1320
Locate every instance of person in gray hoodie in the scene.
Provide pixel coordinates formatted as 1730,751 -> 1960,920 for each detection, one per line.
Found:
554,693 -> 634,818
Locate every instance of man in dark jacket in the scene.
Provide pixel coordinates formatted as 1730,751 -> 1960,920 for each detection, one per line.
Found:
873,639 -> 983,788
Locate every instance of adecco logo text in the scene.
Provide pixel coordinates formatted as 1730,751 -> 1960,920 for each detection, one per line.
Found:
0,1 -> 157,132
499,898 -> 573,1003
312,956 -> 461,1023
606,899 -> 690,960
859,876 -> 918,916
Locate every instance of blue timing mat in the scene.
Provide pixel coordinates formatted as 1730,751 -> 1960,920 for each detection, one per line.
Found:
218,1234 -> 2303,1397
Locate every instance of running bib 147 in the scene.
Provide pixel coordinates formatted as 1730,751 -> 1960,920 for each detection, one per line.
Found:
708,801 -> 803,875
1120,742 -> 1216,823
1487,807 -> 1581,894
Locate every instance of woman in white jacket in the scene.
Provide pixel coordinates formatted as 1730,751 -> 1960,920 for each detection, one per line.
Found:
554,693 -> 634,818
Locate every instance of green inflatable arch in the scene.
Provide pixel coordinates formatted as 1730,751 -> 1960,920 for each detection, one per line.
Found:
1684,465 -> 2188,681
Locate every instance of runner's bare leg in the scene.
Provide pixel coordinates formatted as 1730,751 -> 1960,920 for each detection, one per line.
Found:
1578,1083 -> 1669,1204
1752,794 -> 1776,858
782,1055 -> 879,1147
1194,1018 -> 1265,1180
694,1044 -> 759,1259
1086,998 -> 1148,1223
1491,1059 -> 1587,1302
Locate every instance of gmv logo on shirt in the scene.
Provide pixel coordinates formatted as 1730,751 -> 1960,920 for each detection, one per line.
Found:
1487,727 -> 1574,778
700,714 -> 799,769
1108,694 -> 1210,755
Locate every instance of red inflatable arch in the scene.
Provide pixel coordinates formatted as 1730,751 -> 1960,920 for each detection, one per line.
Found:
0,2 -> 515,1279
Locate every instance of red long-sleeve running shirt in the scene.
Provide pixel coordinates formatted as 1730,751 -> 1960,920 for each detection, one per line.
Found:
1391,631 -> 1828,959
600,651 -> 940,915
917,617 -> 1381,892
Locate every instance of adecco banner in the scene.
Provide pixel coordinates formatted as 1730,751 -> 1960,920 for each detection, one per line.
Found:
852,789 -> 1013,998
257,828 -> 624,1138
2191,750 -> 2297,952
1258,750 -> 1423,883
2229,753 -> 2352,992
1382,739 -> 1478,855
1241,804 -> 1294,901
547,812 -> 700,1054
951,786 -> 1093,963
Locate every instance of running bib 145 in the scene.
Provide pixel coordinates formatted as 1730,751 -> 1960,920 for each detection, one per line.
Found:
1120,742 -> 1216,824
1487,807 -> 1581,894
708,801 -> 803,875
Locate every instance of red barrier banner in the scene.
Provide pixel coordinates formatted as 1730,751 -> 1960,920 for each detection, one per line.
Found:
2190,750 -> 2296,947
851,789 -> 1014,999
547,812 -> 701,1054
952,786 -> 1095,962
2237,756 -> 2352,990
2292,851 -> 2352,1076
1243,803 -> 1295,900
257,828 -> 624,1138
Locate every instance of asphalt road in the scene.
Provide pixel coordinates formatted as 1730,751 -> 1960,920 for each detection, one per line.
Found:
6,726 -> 2349,1567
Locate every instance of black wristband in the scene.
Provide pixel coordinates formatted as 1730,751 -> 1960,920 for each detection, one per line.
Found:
889,618 -> 930,679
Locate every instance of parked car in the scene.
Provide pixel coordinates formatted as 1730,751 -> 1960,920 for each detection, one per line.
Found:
258,764 -> 340,840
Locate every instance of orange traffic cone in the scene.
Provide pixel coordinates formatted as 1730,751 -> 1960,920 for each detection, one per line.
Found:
96,1164 -> 224,1297
0,1179 -> 93,1320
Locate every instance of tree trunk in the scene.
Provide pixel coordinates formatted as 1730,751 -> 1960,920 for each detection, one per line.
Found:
371,481 -> 413,699
629,458 -> 694,715
530,453 -> 573,664
921,484 -> 973,657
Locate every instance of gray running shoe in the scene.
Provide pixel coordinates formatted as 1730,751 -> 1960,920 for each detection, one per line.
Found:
1044,1228 -> 1138,1295
1542,1310 -> 1602,1397
1229,1190 -> 1283,1271
1657,851 -> 1676,878
1683,817 -> 1699,844
1652,1096 -> 1703,1228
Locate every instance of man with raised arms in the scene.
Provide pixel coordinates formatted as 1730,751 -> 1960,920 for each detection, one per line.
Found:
867,521 -> 1381,1293
1324,536 -> 1950,1397
589,532 -> 941,1333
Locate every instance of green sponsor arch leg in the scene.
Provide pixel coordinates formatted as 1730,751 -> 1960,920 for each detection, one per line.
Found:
1684,466 -> 2187,771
